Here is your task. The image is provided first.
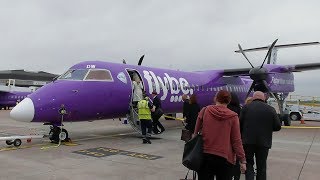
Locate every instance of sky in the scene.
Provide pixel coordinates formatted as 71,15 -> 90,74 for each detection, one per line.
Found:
1,0 -> 320,97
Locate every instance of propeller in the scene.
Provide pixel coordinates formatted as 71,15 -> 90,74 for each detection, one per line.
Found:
238,39 -> 278,98
238,44 -> 254,68
138,54 -> 145,66
260,39 -> 278,68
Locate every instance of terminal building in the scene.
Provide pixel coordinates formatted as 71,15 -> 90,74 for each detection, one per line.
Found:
0,70 -> 58,110
0,69 -> 58,88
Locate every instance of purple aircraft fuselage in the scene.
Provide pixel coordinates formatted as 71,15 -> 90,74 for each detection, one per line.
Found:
0,91 -> 30,109
10,61 -> 303,125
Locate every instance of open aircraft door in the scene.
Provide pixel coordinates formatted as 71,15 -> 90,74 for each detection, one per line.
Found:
125,69 -> 145,134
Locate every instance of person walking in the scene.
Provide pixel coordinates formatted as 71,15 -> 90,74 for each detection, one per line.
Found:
185,94 -> 200,134
132,76 -> 143,108
137,96 -> 154,144
194,90 -> 246,180
227,92 -> 242,180
182,94 -> 190,119
151,91 -> 165,134
240,91 -> 281,180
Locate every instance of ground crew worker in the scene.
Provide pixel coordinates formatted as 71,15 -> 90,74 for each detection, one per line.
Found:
138,96 -> 154,144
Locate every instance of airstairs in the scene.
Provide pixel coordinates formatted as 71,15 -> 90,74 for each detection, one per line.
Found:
126,105 -> 142,134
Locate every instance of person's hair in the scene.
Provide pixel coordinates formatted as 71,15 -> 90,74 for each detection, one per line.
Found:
189,94 -> 197,104
229,92 -> 240,107
245,97 -> 253,105
215,90 -> 231,104
182,94 -> 189,101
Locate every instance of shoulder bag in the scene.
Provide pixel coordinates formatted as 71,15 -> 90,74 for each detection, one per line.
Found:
182,107 -> 207,172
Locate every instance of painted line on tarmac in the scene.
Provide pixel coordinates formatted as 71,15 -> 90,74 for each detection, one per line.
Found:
163,115 -> 184,121
1,127 -> 181,152
0,142 -> 52,152
282,126 -> 320,129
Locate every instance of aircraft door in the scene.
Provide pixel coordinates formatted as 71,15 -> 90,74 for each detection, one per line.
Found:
126,69 -> 145,105
125,69 -> 145,134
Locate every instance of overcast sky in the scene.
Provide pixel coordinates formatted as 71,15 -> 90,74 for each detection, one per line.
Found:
1,0 -> 320,97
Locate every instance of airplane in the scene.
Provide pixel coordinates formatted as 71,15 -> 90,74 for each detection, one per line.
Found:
0,79 -> 33,110
0,91 -> 30,110
9,39 -> 320,143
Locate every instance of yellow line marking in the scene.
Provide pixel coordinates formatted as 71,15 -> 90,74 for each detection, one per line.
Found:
163,115 -> 185,121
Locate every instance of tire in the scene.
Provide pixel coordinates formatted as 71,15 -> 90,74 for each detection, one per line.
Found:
290,113 -> 301,121
6,140 -> 13,145
59,129 -> 69,141
13,139 -> 22,147
49,127 -> 69,143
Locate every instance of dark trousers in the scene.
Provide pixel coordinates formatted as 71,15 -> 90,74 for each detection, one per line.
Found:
198,153 -> 232,180
231,160 -> 241,180
140,119 -> 152,137
244,144 -> 269,180
151,114 -> 165,133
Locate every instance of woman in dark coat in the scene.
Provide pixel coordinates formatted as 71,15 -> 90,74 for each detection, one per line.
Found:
227,92 -> 242,180
185,94 -> 200,133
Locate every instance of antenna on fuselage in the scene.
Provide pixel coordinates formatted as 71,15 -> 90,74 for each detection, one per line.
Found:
235,41 -> 320,65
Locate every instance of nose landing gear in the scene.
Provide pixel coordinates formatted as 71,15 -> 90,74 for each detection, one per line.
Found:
49,126 -> 69,143
47,104 -> 70,144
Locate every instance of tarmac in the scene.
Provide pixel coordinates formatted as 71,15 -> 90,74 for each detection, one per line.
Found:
0,110 -> 320,180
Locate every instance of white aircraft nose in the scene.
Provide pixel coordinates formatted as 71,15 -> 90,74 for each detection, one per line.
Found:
10,98 -> 35,122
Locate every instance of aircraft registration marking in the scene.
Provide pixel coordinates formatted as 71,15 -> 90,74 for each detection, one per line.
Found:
73,147 -> 162,160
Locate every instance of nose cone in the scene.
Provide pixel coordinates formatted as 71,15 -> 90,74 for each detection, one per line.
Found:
10,98 -> 35,122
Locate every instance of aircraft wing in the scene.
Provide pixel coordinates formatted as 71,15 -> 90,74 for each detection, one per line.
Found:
222,62 -> 320,76
223,68 -> 251,76
287,62 -> 320,72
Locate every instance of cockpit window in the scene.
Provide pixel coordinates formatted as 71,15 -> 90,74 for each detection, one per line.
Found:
59,69 -> 89,80
84,69 -> 113,81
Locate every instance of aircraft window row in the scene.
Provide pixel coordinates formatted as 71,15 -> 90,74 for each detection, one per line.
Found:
151,83 -> 248,92
84,69 -> 113,81
187,85 -> 249,92
0,96 -> 27,100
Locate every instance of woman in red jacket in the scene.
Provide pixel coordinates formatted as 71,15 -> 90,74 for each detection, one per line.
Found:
194,90 -> 246,180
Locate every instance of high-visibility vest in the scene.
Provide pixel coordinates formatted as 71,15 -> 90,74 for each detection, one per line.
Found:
138,100 -> 152,120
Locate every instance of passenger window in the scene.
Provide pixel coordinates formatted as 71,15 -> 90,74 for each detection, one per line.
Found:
85,69 -> 113,81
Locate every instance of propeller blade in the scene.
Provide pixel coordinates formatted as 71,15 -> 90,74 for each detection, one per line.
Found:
238,44 -> 254,68
246,81 -> 256,99
138,55 -> 145,66
260,39 -> 278,68
262,80 -> 276,99
122,59 -> 126,64
267,50 -> 272,64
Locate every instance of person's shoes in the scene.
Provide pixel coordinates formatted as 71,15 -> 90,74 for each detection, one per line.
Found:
146,139 -> 152,144
159,129 -> 165,134
142,139 -> 148,144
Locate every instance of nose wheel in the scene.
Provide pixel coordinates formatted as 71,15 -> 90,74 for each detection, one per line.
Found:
49,126 -> 69,143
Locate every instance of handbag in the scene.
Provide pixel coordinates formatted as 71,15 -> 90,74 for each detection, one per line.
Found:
181,128 -> 192,142
182,133 -> 204,172
182,107 -> 207,172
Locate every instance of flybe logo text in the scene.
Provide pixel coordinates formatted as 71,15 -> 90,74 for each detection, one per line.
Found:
143,70 -> 193,102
